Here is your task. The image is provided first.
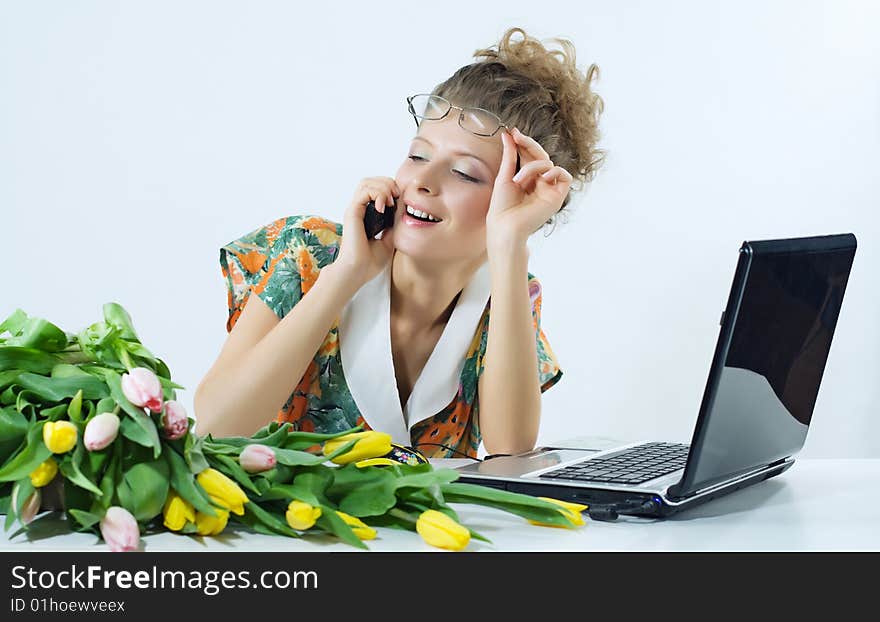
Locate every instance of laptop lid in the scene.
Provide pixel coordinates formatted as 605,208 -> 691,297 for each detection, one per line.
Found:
669,233 -> 857,499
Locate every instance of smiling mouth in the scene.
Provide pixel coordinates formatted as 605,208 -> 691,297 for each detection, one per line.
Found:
405,204 -> 442,223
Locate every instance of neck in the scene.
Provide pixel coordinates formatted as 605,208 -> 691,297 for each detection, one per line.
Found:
390,249 -> 486,332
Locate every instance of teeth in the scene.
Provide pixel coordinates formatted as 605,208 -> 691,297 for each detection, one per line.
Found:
406,204 -> 441,222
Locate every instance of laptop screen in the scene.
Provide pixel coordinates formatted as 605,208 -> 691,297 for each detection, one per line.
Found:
675,233 -> 857,497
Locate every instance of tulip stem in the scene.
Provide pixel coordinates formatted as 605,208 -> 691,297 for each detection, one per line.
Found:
57,351 -> 95,365
389,508 -> 417,525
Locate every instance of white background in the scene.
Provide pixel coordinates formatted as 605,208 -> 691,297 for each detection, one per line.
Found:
2,1 -> 877,457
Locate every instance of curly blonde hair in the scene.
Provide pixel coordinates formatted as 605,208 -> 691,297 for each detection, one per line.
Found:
431,27 -> 605,233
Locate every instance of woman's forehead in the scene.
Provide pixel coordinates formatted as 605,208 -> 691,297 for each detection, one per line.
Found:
412,119 -> 502,167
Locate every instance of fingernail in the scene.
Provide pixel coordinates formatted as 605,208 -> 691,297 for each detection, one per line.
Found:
512,171 -> 523,182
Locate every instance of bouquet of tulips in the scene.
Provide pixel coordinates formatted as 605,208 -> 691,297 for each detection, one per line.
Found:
0,304 -> 587,551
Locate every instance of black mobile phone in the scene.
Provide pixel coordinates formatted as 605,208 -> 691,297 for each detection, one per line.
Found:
363,199 -> 396,239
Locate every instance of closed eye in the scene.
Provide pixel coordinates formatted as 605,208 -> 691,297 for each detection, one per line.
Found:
408,155 -> 480,183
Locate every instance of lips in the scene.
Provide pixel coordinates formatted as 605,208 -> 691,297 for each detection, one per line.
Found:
402,199 -> 443,222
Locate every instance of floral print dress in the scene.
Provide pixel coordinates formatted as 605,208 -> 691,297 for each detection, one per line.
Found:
219,215 -> 562,458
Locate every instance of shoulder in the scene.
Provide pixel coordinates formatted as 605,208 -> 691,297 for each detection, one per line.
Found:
222,214 -> 342,271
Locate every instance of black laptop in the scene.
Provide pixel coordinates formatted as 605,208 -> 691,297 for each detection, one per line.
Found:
455,233 -> 857,519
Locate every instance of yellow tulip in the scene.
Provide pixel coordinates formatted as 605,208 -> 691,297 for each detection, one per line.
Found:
335,511 -> 376,541
195,507 -> 229,536
163,491 -> 196,532
42,420 -> 78,454
416,509 -> 471,551
528,496 -> 588,528
323,431 -> 392,465
286,500 -> 321,530
196,468 -> 249,515
29,458 -> 59,488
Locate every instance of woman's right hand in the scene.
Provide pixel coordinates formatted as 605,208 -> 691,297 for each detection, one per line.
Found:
333,176 -> 400,288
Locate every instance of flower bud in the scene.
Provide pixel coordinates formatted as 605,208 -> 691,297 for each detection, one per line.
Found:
121,367 -> 164,413
83,412 -> 120,451
195,507 -> 229,536
527,496 -> 588,528
29,458 -> 59,488
12,485 -> 41,525
239,444 -> 276,473
323,431 -> 392,465
416,509 -> 471,551
100,506 -> 140,552
42,420 -> 78,454
163,491 -> 196,532
161,400 -> 189,440
335,511 -> 376,541
286,500 -> 321,530
196,468 -> 249,515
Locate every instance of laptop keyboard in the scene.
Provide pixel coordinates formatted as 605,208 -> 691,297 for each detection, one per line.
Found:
538,442 -> 690,485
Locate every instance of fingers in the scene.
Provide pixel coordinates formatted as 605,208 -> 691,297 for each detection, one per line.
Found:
497,129 -> 519,182
361,178 -> 400,213
511,127 -> 550,161
511,160 -> 554,184
511,160 -> 573,188
540,165 -> 573,185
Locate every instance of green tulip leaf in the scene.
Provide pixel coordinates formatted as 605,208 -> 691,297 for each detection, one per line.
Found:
58,443 -> 102,496
102,303 -> 140,342
337,477 -> 397,517
4,318 -> 69,352
116,458 -> 169,522
0,346 -> 59,374
440,482 -> 576,527
120,415 -> 158,451
0,406 -> 29,454
263,483 -> 320,505
95,397 -> 116,415
68,509 -> 102,530
273,440 -> 356,467
66,389 -> 83,422
50,364 -> 93,379
314,507 -> 369,550
14,372 -> 109,402
164,446 -> 217,517
291,469 -> 334,508
0,309 -> 28,338
39,404 -> 69,421
242,501 -> 301,538
183,432 -> 209,473
0,421 -> 51,483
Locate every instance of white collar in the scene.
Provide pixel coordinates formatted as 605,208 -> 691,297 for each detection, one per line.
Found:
338,258 -> 491,445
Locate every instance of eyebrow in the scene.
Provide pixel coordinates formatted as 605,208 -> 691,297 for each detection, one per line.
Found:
410,136 -> 491,172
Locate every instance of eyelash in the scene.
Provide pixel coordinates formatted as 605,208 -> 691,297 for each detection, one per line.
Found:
408,155 -> 480,183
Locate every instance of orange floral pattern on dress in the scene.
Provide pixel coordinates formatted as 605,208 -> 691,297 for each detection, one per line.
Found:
218,214 -> 562,459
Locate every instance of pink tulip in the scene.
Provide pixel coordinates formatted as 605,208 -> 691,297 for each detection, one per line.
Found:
84,412 -> 120,451
100,506 -> 140,552
121,367 -> 164,413
13,487 -> 41,525
239,444 -> 277,473
161,400 -> 189,440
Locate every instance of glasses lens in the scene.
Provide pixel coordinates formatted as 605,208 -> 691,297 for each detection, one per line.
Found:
409,94 -> 449,120
460,108 -> 503,136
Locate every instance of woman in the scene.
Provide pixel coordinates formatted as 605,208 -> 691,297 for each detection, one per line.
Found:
194,27 -> 605,458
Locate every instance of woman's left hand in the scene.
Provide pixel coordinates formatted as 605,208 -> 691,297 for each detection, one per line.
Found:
486,127 -> 573,251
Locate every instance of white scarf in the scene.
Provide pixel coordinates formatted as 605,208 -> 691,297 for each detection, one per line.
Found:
337,259 -> 492,445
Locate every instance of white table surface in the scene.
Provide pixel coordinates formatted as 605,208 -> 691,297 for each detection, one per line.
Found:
2,458 -> 877,552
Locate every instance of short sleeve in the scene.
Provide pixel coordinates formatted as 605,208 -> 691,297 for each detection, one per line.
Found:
474,273 -> 563,393
219,215 -> 342,332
